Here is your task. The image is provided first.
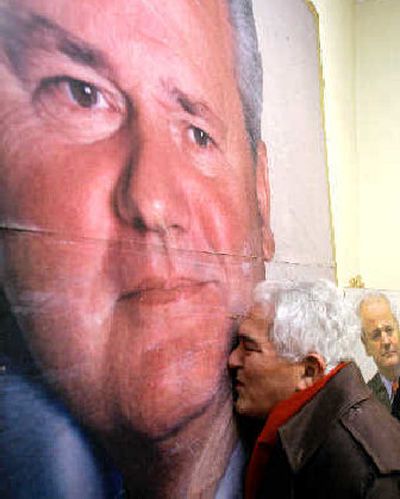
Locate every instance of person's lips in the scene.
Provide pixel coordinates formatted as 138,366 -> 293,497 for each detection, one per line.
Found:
234,378 -> 245,390
120,278 -> 217,305
382,350 -> 398,357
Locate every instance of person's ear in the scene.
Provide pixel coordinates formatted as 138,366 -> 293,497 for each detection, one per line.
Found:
296,353 -> 326,391
256,140 -> 275,261
361,332 -> 372,356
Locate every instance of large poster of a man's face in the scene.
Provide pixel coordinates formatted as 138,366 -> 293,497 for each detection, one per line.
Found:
1,0 -> 336,496
0,0 -> 274,496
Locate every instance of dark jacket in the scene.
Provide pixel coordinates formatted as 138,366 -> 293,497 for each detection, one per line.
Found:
254,363 -> 400,498
368,371 -> 391,411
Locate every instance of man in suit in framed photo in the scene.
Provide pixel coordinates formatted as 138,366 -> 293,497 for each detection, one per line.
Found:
359,293 -> 400,417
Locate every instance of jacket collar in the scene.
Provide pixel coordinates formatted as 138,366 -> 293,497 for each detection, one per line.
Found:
278,362 -> 369,472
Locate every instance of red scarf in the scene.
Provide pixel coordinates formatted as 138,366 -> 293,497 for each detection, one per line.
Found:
244,362 -> 347,499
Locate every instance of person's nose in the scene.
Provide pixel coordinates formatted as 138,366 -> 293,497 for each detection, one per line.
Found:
116,126 -> 191,236
228,346 -> 243,370
382,331 -> 392,347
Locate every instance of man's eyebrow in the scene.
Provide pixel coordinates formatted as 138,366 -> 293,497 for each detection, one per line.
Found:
0,6 -> 109,77
176,91 -> 208,118
170,87 -> 226,133
238,333 -> 257,344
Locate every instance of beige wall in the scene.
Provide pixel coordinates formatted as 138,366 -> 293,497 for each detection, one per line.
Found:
314,0 -> 400,290
356,0 -> 400,289
312,0 -> 358,287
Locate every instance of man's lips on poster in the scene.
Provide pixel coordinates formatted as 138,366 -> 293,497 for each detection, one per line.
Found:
120,277 -> 218,305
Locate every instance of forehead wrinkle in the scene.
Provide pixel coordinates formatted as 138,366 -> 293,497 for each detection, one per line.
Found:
0,5 -> 110,78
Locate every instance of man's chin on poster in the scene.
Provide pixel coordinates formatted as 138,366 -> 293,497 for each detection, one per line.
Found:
0,0 -> 274,496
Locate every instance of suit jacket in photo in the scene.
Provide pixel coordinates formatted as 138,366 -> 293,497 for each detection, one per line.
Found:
367,371 -> 391,410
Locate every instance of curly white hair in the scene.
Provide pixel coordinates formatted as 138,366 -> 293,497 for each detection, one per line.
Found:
253,279 -> 357,371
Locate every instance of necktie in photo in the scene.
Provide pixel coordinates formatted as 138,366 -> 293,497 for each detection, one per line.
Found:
391,378 -> 400,420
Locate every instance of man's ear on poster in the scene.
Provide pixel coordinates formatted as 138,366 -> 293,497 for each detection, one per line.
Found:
255,140 -> 275,262
360,331 -> 372,357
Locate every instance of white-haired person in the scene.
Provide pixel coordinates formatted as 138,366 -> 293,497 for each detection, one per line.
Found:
229,279 -> 400,499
